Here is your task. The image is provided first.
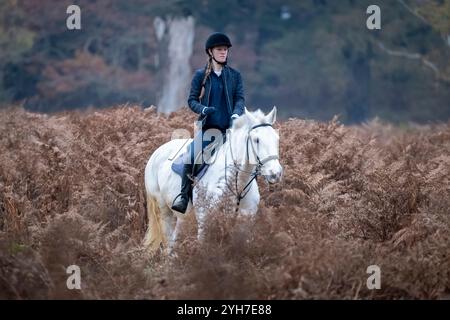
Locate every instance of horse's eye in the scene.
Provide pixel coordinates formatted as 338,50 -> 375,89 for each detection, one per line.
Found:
256,138 -> 259,144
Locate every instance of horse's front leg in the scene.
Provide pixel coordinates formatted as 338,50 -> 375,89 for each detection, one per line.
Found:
193,186 -> 223,242
237,181 -> 260,217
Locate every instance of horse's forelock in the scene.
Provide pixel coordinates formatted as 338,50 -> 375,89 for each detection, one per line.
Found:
232,109 -> 268,130
252,109 -> 266,122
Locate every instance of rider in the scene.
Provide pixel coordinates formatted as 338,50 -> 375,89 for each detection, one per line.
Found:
171,32 -> 246,214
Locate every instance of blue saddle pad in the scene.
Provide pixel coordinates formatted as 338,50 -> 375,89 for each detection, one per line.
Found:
171,150 -> 210,181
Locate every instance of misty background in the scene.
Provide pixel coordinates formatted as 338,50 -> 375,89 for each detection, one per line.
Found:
1,0 -> 449,124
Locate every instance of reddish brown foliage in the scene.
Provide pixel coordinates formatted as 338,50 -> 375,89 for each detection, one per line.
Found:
0,106 -> 449,299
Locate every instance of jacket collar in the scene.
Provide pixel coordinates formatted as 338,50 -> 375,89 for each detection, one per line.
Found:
204,63 -> 230,73
204,65 -> 230,82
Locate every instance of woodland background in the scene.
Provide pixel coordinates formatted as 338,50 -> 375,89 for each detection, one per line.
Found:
1,0 -> 449,123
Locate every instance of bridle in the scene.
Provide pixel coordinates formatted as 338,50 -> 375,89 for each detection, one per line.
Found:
245,123 -> 280,168
226,122 -> 280,211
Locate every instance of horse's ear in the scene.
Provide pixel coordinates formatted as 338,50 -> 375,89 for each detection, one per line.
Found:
266,106 -> 277,124
244,107 -> 258,124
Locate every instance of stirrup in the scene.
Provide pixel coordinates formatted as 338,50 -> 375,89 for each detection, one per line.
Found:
172,192 -> 184,204
171,193 -> 189,213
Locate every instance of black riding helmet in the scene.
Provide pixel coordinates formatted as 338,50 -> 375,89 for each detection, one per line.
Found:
205,32 -> 232,55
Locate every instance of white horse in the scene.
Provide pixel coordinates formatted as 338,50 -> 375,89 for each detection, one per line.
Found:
143,106 -> 283,253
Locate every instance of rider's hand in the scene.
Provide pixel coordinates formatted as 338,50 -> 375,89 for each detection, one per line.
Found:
202,106 -> 216,116
229,114 -> 239,127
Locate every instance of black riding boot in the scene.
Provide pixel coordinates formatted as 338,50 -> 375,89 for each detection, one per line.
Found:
171,163 -> 194,214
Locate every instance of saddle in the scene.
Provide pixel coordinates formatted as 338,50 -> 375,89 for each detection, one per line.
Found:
171,138 -> 222,180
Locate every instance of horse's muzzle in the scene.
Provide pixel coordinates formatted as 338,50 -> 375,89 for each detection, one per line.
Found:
264,172 -> 282,184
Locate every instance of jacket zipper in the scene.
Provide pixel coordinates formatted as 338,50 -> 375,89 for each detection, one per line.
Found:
207,75 -> 211,107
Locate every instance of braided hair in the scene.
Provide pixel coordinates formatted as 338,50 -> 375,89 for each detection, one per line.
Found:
199,56 -> 213,100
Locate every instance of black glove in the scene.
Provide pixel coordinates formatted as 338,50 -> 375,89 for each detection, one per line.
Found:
202,106 -> 216,116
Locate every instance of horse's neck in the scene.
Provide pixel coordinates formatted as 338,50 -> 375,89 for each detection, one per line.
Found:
220,132 -> 257,191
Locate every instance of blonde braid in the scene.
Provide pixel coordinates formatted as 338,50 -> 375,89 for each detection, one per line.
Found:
199,56 -> 213,100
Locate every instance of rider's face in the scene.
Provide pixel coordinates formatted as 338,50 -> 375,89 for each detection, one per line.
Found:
210,46 -> 228,63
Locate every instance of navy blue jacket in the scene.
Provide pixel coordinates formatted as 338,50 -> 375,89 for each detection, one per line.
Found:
188,65 -> 245,130
206,71 -> 229,130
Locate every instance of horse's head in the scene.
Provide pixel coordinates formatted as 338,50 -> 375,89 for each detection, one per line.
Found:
230,106 -> 283,184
